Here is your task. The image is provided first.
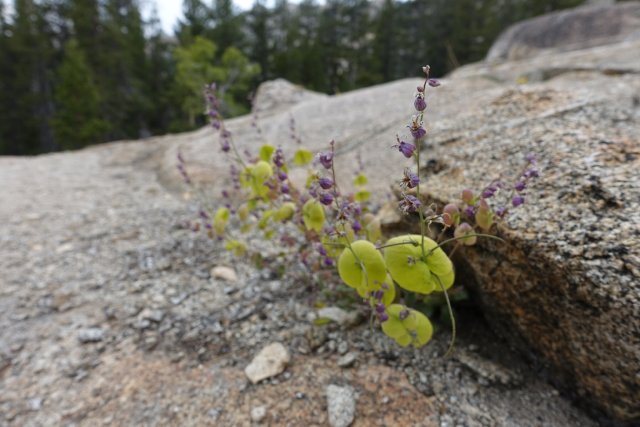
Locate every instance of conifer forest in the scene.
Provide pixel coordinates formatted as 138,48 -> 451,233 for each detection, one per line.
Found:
0,0 -> 585,155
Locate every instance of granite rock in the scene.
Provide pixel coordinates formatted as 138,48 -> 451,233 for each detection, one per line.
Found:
159,23 -> 639,424
486,2 -> 640,61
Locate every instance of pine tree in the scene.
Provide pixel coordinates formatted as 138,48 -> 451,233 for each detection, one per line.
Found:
51,39 -> 107,150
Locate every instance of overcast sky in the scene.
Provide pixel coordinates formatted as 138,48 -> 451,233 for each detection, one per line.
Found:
150,0 -> 285,34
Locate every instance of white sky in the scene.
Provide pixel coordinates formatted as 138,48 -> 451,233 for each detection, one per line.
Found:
149,0 -> 283,34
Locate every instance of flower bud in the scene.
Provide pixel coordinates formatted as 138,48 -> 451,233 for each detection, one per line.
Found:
475,199 -> 493,231
461,189 -> 474,204
442,203 -> 459,227
414,97 -> 427,111
319,192 -> 334,206
318,177 -> 333,190
454,222 -> 477,246
512,195 -> 525,207
318,152 -> 334,169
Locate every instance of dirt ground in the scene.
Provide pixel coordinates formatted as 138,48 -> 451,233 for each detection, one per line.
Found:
0,139 -> 599,426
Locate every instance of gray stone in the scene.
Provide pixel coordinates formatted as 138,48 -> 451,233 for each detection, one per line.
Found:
210,266 -> 238,283
316,307 -> 359,327
455,351 -> 522,387
244,343 -> 290,384
250,405 -> 267,423
138,308 -> 164,323
77,328 -> 104,343
326,384 -> 356,427
337,352 -> 357,368
486,3 -> 640,61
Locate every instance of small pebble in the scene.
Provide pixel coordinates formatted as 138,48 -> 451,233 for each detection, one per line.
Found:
251,406 -> 267,422
337,352 -> 357,368
78,328 -> 104,343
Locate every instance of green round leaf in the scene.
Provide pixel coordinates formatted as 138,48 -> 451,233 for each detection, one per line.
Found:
337,240 -> 387,295
302,199 -> 325,233
259,144 -> 275,162
381,304 -> 433,348
383,234 -> 454,294
293,148 -> 314,166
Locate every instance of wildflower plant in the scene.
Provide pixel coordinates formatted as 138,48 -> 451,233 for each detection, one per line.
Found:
179,65 -> 538,354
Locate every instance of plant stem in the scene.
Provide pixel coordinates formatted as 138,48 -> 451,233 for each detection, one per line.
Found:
426,233 -> 504,257
433,273 -> 456,357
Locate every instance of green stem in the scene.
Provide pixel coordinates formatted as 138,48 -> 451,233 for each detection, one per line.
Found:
433,273 -> 456,357
415,136 -> 426,260
375,240 -> 419,250
426,233 -> 504,257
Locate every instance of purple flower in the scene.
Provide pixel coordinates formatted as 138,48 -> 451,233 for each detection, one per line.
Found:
318,177 -> 333,190
464,205 -> 476,217
409,125 -> 427,140
281,184 -> 290,194
400,194 -> 421,213
323,257 -> 334,267
318,152 -> 334,169
401,169 -> 420,189
273,148 -> 285,168
378,312 -> 389,322
319,192 -> 334,206
278,170 -> 288,181
199,210 -> 209,220
414,96 -> 427,111
372,290 -> 384,301
318,245 -> 327,256
524,169 -> 539,179
514,181 -> 526,192
526,152 -> 537,164
397,141 -> 416,158
221,140 -> 230,152
496,207 -> 507,218
375,303 -> 385,314
351,220 -> 362,233
482,187 -> 496,199
512,195 -> 525,207
428,79 -> 441,87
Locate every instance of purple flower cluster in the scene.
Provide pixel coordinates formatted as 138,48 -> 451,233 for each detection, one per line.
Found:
370,288 -> 389,322
176,151 -> 191,185
458,152 -> 540,226
510,153 -> 539,207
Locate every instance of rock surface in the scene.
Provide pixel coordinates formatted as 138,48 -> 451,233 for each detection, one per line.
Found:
162,37 -> 639,424
2,7 -> 638,426
486,2 -> 640,61
0,139 -> 596,427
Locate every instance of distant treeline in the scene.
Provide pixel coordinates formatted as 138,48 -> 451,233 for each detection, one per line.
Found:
0,0 -> 585,155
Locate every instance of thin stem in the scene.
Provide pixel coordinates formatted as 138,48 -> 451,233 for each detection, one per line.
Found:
433,273 -> 456,357
415,138 -> 426,260
448,242 -> 461,258
375,240 -> 419,250
426,233 -> 504,257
